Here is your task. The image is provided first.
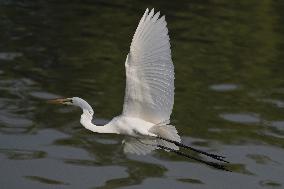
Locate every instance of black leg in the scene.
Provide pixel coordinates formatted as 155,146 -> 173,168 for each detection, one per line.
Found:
156,136 -> 229,163
157,145 -> 231,172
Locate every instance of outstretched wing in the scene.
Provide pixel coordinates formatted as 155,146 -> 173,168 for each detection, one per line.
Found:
122,8 -> 174,124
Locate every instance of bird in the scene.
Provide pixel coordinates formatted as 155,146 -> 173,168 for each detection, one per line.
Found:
49,8 -> 229,170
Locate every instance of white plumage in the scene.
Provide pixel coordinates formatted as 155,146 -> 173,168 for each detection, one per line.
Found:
123,8 -> 174,124
49,8 -> 180,155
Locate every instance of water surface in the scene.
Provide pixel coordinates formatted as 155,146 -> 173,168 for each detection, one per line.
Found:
0,1 -> 284,188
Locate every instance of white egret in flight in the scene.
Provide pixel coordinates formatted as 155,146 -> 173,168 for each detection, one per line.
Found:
49,8 -> 229,170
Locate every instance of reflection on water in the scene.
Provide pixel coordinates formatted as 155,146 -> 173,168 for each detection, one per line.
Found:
219,113 -> 261,124
0,52 -> 22,60
209,83 -> 239,92
0,0 -> 283,188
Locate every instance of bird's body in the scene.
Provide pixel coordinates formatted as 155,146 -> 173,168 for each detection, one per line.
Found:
49,8 -> 229,170
77,96 -> 154,136
50,8 -> 181,154
107,116 -> 154,137
70,96 -> 180,154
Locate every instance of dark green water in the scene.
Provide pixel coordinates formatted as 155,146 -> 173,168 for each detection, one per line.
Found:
1,0 -> 284,188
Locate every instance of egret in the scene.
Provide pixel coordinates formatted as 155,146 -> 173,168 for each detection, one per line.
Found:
49,8 -> 229,170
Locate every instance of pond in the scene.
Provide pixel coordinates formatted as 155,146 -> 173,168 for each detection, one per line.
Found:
0,0 -> 284,188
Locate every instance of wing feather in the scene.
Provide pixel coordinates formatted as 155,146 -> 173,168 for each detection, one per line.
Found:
122,9 -> 174,124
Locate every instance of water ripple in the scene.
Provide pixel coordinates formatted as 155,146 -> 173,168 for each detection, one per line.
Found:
219,113 -> 261,124
209,84 -> 239,92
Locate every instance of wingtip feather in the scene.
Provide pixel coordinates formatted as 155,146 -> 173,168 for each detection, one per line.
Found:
152,11 -> 160,22
149,8 -> 155,18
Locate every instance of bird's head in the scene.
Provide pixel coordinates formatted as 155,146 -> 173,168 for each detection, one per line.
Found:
48,97 -> 94,116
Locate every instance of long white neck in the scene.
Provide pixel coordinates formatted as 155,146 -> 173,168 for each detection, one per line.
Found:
72,97 -> 116,134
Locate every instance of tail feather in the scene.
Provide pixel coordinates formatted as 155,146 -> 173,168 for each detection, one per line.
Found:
122,120 -> 181,155
149,122 -> 181,150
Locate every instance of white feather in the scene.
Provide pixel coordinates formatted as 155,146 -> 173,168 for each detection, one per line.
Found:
64,9 -> 180,156
122,9 -> 174,124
